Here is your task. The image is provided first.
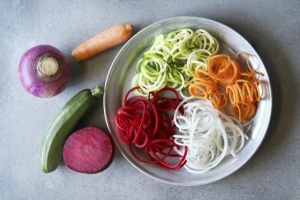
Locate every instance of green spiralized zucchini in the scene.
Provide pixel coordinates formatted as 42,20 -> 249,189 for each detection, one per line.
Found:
132,28 -> 219,97
39,86 -> 103,173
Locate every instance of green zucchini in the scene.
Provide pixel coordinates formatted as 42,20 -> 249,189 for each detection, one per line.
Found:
39,85 -> 104,173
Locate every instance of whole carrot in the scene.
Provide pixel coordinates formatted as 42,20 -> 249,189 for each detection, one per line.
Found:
71,23 -> 134,61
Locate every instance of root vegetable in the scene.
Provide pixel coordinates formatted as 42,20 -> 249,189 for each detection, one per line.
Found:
18,45 -> 71,98
71,23 -> 134,61
63,126 -> 114,174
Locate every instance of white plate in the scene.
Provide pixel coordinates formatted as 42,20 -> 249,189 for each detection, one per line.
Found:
104,16 -> 272,186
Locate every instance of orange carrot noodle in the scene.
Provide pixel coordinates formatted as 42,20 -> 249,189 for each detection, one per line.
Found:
189,52 -> 264,121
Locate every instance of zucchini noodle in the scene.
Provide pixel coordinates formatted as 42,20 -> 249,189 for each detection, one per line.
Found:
173,97 -> 248,173
132,28 -> 219,97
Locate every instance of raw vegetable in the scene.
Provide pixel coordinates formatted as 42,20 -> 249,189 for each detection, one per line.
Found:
18,45 -> 71,98
115,87 -> 187,169
189,53 -> 264,121
63,126 -> 114,174
132,28 -> 219,97
115,28 -> 265,172
207,54 -> 241,87
71,23 -> 134,61
39,85 -> 103,173
173,97 -> 248,173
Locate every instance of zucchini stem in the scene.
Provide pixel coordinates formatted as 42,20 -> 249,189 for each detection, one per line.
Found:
91,86 -> 104,97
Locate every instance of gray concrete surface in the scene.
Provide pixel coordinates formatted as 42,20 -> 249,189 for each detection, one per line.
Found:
1,0 -> 300,199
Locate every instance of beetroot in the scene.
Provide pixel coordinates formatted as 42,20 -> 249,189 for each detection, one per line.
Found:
63,126 -> 114,174
115,87 -> 187,170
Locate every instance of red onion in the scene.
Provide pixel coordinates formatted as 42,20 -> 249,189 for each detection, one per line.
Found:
18,45 -> 71,98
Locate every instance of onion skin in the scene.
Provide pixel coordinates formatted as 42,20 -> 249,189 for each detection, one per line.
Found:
18,45 -> 71,98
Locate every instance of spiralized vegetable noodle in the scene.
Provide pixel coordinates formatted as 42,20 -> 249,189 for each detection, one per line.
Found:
189,53 -> 264,121
115,87 -> 187,170
132,28 -> 219,96
173,97 -> 248,173
116,28 -> 266,173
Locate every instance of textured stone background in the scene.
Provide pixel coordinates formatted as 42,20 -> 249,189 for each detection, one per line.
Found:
0,0 -> 299,199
